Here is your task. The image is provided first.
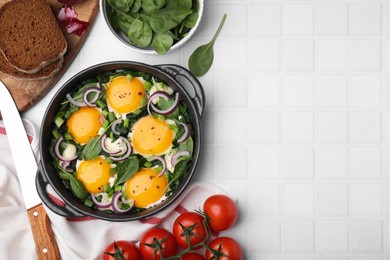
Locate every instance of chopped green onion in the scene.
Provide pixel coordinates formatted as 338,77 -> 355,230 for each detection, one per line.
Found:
105,157 -> 112,164
96,100 -> 106,109
64,132 -> 73,141
108,112 -> 116,122
123,118 -> 130,128
84,197 -> 93,207
102,119 -> 109,129
144,161 -> 152,168
54,115 -> 64,128
144,81 -> 152,91
103,183 -> 111,193
52,129 -> 60,139
115,185 -> 121,192
126,74 -> 133,81
141,96 -> 147,107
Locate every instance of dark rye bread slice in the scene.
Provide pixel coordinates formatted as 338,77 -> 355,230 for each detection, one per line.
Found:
0,50 -> 63,80
0,0 -> 67,74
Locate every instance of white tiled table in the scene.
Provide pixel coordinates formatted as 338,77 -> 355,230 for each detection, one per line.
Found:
25,0 -> 390,259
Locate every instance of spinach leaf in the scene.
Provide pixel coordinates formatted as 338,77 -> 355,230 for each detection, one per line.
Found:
152,32 -> 173,55
179,136 -> 193,154
168,159 -> 190,193
70,174 -> 89,200
188,14 -> 227,77
141,0 -> 166,14
184,11 -> 198,28
157,95 -> 179,119
81,137 -> 102,160
110,11 -> 135,32
115,157 -> 139,185
107,0 -> 134,13
165,0 -> 192,9
59,172 -> 88,200
128,19 -> 153,48
150,8 -> 192,33
131,0 -> 142,13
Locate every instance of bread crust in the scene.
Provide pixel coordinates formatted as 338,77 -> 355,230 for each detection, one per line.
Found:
0,51 -> 63,80
0,0 -> 67,73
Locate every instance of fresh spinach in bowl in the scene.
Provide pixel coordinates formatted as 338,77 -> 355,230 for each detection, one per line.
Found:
107,0 -> 200,54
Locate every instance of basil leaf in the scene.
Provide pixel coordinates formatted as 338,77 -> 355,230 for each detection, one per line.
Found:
188,14 -> 227,77
152,32 -> 173,55
150,8 -> 192,33
107,0 -> 134,13
141,0 -> 166,14
116,157 -> 139,185
157,96 -> 179,118
128,19 -> 153,48
81,137 -> 102,160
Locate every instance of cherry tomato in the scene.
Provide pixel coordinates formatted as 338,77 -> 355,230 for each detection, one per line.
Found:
173,212 -> 207,249
103,240 -> 141,260
203,195 -> 238,231
205,237 -> 243,260
182,252 -> 206,260
139,228 -> 177,260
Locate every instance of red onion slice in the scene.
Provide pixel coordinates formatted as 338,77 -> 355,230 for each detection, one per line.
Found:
171,150 -> 191,167
91,193 -> 111,209
60,160 -> 72,172
55,136 -> 78,162
148,156 -> 167,177
100,134 -> 124,155
177,122 -> 190,143
83,87 -> 101,107
111,191 -> 133,214
66,93 -> 86,107
147,91 -> 180,116
111,119 -> 122,135
110,137 -> 132,162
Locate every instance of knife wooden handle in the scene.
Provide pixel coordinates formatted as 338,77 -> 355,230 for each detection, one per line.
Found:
27,204 -> 61,260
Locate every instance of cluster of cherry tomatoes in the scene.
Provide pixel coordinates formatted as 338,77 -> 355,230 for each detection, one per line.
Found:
103,194 -> 242,260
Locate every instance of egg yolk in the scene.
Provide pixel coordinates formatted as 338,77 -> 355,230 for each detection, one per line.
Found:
132,116 -> 174,156
106,76 -> 145,114
125,168 -> 168,208
67,107 -> 102,144
77,157 -> 111,193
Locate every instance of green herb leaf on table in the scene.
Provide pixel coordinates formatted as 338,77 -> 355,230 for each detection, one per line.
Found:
188,14 -> 227,77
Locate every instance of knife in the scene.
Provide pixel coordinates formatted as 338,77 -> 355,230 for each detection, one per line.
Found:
0,80 -> 60,259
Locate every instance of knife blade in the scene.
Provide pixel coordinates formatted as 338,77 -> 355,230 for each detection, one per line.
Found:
0,80 -> 60,259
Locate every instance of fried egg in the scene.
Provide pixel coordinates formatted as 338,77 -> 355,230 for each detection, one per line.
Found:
76,157 -> 112,193
106,76 -> 146,118
130,115 -> 174,157
125,168 -> 168,208
67,107 -> 102,144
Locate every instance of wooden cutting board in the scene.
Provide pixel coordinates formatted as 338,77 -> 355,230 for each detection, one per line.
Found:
0,0 -> 99,112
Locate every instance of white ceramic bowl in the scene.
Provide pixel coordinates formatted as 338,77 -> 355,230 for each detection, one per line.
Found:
100,0 -> 204,55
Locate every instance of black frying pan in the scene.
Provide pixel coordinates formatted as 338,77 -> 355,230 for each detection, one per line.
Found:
36,61 -> 205,221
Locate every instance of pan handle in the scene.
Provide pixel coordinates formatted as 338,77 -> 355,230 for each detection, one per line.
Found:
155,64 -> 205,119
36,167 -> 85,218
